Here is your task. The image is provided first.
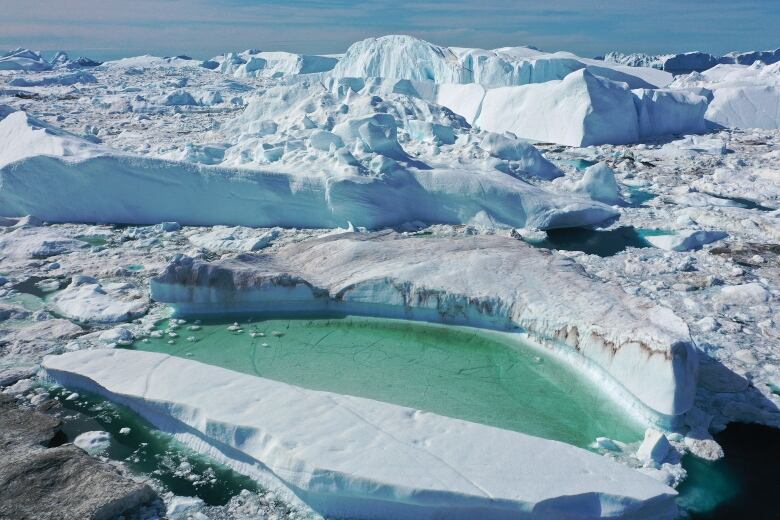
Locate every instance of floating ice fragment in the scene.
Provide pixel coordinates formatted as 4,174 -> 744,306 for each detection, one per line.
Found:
74,431 -> 111,454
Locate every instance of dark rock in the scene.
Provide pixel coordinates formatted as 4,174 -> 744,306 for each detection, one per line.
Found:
0,395 -> 158,520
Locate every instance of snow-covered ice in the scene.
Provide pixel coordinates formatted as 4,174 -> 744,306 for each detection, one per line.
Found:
151,232 -> 698,422
73,430 -> 111,454
44,348 -> 679,520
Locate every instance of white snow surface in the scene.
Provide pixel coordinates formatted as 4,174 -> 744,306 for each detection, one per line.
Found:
151,232 -> 698,420
43,348 -> 678,520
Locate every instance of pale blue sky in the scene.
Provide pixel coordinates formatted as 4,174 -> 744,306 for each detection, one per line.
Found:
3,0 -> 778,60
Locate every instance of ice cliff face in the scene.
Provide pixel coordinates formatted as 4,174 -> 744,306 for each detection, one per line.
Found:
209,49 -> 338,78
672,62 -> 780,129
151,232 -> 699,422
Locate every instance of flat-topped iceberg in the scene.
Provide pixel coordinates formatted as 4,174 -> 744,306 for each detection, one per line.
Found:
43,348 -> 679,520
150,232 -> 698,422
331,35 -> 671,89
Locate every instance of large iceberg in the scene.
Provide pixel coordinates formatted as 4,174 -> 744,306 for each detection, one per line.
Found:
672,62 -> 780,129
0,105 -> 616,229
0,48 -> 52,71
210,49 -> 338,78
470,70 -> 707,146
475,69 -> 642,146
341,72 -> 706,147
150,232 -> 699,423
43,349 -> 679,520
331,35 -> 671,89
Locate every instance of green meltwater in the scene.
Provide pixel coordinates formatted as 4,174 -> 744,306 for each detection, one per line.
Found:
129,314 -> 645,448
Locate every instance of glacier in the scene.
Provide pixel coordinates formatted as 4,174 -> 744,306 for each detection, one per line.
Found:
43,348 -> 679,520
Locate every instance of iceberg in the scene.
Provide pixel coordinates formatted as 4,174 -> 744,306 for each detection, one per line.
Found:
468,70 -> 707,146
0,105 -> 617,230
671,62 -> 780,129
150,232 -> 699,422
475,69 -> 641,146
331,35 -> 671,89
603,47 -> 780,73
43,349 -> 679,520
212,49 -> 338,78
383,70 -> 707,146
0,48 -> 52,71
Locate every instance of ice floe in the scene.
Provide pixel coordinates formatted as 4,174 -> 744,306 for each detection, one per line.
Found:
44,348 -> 679,519
151,232 -> 698,422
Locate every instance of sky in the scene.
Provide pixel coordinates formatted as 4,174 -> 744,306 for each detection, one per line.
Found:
2,0 -> 779,60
